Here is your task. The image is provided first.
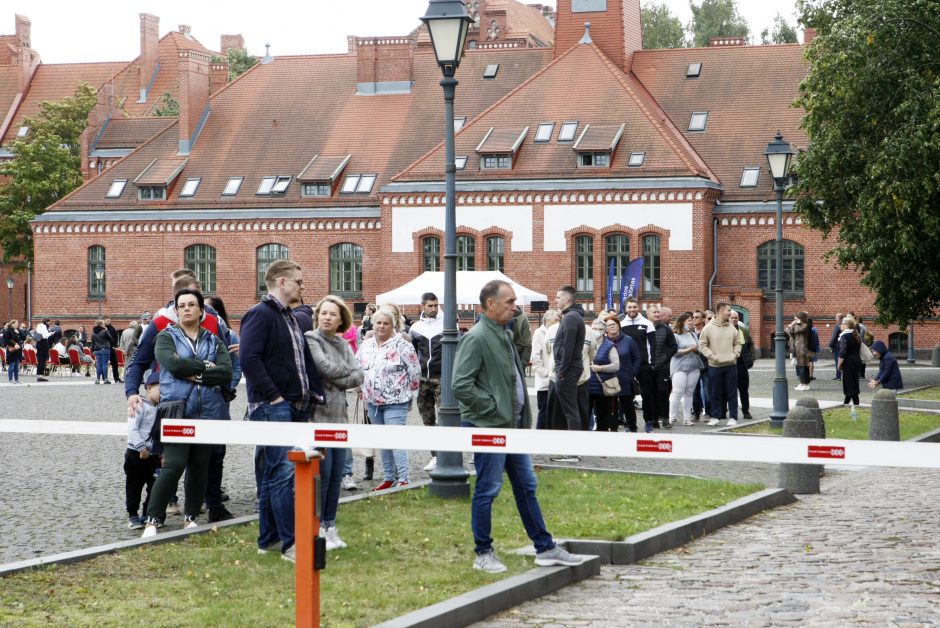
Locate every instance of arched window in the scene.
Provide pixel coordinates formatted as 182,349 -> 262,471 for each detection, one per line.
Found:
605,234 -> 630,295
256,243 -> 288,297
87,245 -> 106,299
423,236 -> 440,272
184,244 -> 217,294
456,235 -> 475,271
757,240 -> 804,298
330,243 -> 363,295
642,234 -> 661,298
575,235 -> 593,293
486,236 -> 504,272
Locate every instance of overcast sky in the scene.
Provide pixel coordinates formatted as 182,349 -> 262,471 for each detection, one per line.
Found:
5,1 -> 800,64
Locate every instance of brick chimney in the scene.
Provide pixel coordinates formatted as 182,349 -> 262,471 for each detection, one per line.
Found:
209,60 -> 229,93
554,0 -> 642,71
220,34 -> 245,56
177,49 -> 210,154
15,14 -> 30,48
81,83 -> 115,180
354,37 -> 414,95
803,27 -> 817,44
139,13 -> 160,103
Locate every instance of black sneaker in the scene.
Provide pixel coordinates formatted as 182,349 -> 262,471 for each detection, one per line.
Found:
743,411 -> 754,420
220,487 -> 230,502
207,506 -> 235,523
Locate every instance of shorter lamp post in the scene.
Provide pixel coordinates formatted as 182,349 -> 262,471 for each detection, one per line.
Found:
95,264 -> 104,319
421,0 -> 473,498
765,131 -> 794,428
5,276 -> 12,320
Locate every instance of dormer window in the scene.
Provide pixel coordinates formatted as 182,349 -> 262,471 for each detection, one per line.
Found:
688,112 -> 708,132
302,183 -> 332,197
106,179 -> 127,198
258,176 -> 291,195
476,127 -> 528,171
297,154 -> 350,197
138,185 -> 166,200
572,123 -> 624,169
579,152 -> 609,167
687,63 -> 702,78
482,155 -> 511,169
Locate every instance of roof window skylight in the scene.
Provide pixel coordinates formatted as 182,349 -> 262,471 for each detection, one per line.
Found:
179,178 -> 201,197
557,121 -> 578,142
740,167 -> 760,187
341,174 -> 377,194
484,64 -> 499,79
106,179 -> 127,198
16,126 -> 28,138
222,177 -> 243,196
628,152 -> 645,167
688,112 -> 708,132
455,156 -> 468,170
454,116 -> 467,132
687,63 -> 702,78
257,177 -> 276,195
535,122 -> 555,143
271,176 -> 291,194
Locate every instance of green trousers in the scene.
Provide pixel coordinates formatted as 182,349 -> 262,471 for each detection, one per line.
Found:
146,443 -> 212,519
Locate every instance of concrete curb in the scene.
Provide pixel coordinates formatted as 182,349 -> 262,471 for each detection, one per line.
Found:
897,398 -> 940,411
374,555 -> 601,628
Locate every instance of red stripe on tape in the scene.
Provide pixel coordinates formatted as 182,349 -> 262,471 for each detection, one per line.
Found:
637,439 -> 672,453
472,434 -> 507,447
808,445 -> 845,459
315,429 -> 348,442
163,424 -> 196,438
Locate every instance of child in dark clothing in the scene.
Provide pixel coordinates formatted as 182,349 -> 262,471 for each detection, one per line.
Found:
868,340 -> 904,391
124,371 -> 162,529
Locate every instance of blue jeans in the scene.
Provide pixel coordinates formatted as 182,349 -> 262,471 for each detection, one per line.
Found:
708,364 -> 738,420
462,421 -> 555,555
94,349 -> 110,381
250,400 -> 308,552
343,449 -> 353,477
8,358 -> 19,382
368,402 -> 410,482
318,448 -> 346,529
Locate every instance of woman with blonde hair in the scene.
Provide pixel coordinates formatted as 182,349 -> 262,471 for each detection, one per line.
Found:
305,295 -> 364,550
531,309 -> 560,429
669,313 -> 702,426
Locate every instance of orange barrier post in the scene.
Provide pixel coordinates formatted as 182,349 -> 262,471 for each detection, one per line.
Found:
289,448 -> 322,628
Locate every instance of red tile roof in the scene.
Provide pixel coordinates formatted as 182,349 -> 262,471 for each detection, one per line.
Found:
476,127 -> 529,153
632,44 -> 808,200
572,123 -> 625,152
133,157 -> 188,186
1,62 -> 126,145
297,155 -> 352,182
95,117 -> 176,149
0,66 -> 20,134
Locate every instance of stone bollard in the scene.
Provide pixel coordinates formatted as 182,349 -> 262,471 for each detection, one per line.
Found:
796,396 -> 825,439
869,388 -> 900,441
932,345 -> 940,367
778,401 -> 822,494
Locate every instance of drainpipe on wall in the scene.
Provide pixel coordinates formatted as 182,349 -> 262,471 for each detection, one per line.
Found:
707,218 -> 718,310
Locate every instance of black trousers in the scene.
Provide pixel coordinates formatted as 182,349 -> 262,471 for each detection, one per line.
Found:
536,389 -> 549,430
577,382 -> 590,431
736,361 -> 750,414
124,448 -> 160,517
547,373 -> 583,431
636,365 -> 657,424
205,444 -> 227,510
593,394 -> 619,432
654,367 -> 671,423
109,347 -> 120,381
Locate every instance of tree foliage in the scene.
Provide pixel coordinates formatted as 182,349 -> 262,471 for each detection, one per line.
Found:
153,92 -> 179,117
225,47 -> 259,81
794,0 -> 940,324
689,0 -> 750,47
642,2 -> 687,49
760,14 -> 799,44
0,83 -> 97,266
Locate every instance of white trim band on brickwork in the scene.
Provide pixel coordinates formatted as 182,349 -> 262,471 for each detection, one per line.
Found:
2,419 -> 937,470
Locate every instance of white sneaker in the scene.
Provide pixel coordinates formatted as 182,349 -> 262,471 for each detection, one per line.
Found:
725,419 -> 738,427
423,456 -> 437,472
341,475 -> 357,491
706,418 -> 720,426
184,517 -> 198,530
682,419 -> 694,426
324,526 -> 347,550
669,417 -> 677,425
795,384 -> 806,391
141,524 -> 158,538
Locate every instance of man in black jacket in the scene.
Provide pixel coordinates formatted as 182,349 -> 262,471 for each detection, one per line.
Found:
652,307 -> 677,428
241,259 -> 325,562
621,298 -> 657,432
828,312 -> 843,381
410,292 -> 443,472
104,317 -> 122,383
730,310 -> 755,420
548,286 -> 585,439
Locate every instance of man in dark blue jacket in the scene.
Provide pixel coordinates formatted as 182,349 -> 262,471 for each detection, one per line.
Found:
548,285 -> 585,436
868,340 -> 904,391
241,259 -> 324,563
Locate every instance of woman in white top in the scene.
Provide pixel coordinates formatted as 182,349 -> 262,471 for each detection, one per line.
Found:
530,309 -> 560,430
669,313 -> 703,426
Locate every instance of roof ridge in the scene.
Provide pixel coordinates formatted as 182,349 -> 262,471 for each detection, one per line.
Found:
589,43 -> 717,182
391,45 -> 578,181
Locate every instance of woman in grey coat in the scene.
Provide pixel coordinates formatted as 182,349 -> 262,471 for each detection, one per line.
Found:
305,295 -> 364,551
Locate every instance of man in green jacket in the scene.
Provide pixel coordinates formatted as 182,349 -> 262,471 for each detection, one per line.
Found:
453,279 -> 583,574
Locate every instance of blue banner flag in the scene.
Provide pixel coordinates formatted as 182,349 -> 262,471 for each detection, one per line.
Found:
606,258 -> 615,310
619,257 -> 644,312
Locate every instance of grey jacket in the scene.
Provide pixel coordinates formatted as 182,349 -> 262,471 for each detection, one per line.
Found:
305,329 -> 364,424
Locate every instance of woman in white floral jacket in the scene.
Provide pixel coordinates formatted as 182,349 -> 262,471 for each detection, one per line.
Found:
357,307 -> 421,490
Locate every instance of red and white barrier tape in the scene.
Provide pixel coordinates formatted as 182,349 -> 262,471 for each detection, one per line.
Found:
2,418 -> 937,469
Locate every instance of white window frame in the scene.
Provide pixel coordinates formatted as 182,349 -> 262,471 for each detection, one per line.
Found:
341,175 -> 361,193
689,112 -> 708,132
534,122 -> 555,143
271,176 -> 292,194
557,121 -> 579,142
302,183 -> 331,197
222,177 -> 243,196
138,185 -> 166,200
454,116 -> 467,132
356,174 -> 376,193
484,64 -> 499,78
105,179 -> 127,198
179,178 -> 201,197
455,156 -> 468,170
16,126 -> 28,138
628,152 -> 645,167
740,167 -> 760,187
257,176 -> 277,195
687,63 -> 702,77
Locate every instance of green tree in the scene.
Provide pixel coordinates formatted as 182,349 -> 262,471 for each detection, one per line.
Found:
0,83 -> 97,265
153,92 -> 179,117
760,13 -> 799,44
225,47 -> 259,81
689,0 -> 750,47
793,0 -> 940,324
642,2 -> 687,49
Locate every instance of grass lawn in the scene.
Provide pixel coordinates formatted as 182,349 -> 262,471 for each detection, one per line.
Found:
731,407 -> 940,440
0,469 -> 761,627
900,385 -> 940,401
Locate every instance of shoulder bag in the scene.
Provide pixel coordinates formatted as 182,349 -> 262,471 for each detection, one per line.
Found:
601,375 -> 621,397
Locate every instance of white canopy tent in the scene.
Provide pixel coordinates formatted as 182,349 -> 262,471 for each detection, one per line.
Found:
375,271 -> 548,307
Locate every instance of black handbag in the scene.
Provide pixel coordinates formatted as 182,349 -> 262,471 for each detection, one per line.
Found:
150,384 -> 197,451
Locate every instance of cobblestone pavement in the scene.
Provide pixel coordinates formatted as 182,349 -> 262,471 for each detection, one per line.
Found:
480,466 -> 940,627
1,361 -> 937,565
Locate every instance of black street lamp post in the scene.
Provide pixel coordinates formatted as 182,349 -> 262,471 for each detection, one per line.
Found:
5,276 -> 12,321
421,0 -> 473,498
95,264 -> 104,320
765,131 -> 794,428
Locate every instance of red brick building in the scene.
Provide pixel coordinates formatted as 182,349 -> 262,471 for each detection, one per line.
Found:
26,0 -> 927,353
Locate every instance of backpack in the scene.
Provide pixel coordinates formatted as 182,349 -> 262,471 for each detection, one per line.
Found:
809,328 -> 820,353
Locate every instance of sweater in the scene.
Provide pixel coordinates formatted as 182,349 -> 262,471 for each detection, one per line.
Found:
699,318 -> 742,367
305,329 -> 364,423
